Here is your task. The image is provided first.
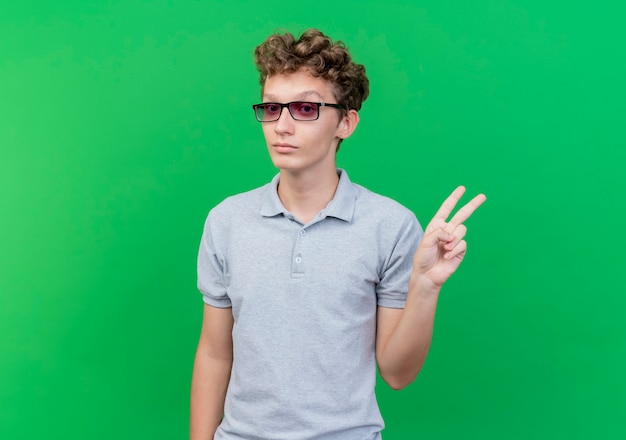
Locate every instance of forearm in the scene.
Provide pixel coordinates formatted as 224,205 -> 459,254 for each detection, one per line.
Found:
190,349 -> 232,440
377,275 -> 441,390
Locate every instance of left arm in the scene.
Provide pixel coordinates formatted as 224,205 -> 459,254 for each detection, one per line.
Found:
376,187 -> 486,390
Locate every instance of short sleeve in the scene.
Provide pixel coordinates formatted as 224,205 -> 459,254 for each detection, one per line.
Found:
376,213 -> 423,308
197,213 -> 232,308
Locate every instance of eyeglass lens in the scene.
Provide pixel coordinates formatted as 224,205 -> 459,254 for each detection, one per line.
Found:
256,102 -> 319,121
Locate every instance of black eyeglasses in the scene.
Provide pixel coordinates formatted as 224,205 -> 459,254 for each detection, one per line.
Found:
252,101 -> 344,122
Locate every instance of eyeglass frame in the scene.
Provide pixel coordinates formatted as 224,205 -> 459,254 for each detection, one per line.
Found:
251,101 -> 345,122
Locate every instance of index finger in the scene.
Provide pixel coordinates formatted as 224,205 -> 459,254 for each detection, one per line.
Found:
448,193 -> 487,228
432,186 -> 467,221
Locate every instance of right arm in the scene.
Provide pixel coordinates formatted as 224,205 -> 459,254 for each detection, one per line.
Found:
190,303 -> 234,440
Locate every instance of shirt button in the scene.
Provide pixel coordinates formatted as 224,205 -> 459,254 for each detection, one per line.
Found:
295,256 -> 302,263
299,229 -> 306,236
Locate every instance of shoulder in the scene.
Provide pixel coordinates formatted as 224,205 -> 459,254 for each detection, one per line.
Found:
352,183 -> 419,228
202,182 -> 271,233
342,181 -> 423,253
208,183 -> 269,217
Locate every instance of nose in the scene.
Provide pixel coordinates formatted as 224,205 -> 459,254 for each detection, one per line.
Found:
274,106 -> 294,135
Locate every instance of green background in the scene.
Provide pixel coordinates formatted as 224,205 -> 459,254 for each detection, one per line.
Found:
1,0 -> 624,438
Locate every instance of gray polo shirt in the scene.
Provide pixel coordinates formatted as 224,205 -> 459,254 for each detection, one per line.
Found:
198,169 -> 423,440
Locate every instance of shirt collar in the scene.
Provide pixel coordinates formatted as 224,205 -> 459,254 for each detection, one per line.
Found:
259,173 -> 286,218
260,169 -> 356,222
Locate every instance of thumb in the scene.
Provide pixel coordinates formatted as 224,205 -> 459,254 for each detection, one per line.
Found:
421,227 -> 453,248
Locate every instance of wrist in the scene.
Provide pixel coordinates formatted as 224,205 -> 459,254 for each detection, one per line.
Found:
409,272 -> 442,298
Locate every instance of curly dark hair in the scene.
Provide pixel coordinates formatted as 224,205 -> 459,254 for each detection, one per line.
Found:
254,29 -> 369,113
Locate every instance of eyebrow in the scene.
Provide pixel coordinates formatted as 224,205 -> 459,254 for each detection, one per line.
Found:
262,90 -> 326,101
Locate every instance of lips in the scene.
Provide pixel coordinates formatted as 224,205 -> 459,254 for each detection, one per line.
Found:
273,143 -> 298,153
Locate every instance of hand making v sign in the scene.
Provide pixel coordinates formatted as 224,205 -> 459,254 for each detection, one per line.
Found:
412,186 -> 487,288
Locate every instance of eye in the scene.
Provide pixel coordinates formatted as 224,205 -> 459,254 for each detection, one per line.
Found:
291,102 -> 319,119
265,103 -> 280,114
298,103 -> 316,114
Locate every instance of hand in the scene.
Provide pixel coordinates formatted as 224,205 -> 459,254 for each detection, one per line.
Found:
412,187 -> 486,288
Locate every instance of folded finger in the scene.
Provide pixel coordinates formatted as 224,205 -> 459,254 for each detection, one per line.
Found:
445,224 -> 467,250
445,239 -> 467,260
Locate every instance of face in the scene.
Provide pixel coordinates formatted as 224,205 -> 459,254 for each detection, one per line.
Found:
260,69 -> 358,176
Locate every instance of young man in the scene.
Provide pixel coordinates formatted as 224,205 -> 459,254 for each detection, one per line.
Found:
191,29 -> 485,439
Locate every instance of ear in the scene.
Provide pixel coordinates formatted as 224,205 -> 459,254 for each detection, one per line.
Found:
336,109 -> 360,140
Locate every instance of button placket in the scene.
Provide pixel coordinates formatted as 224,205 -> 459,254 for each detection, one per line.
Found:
291,227 -> 307,277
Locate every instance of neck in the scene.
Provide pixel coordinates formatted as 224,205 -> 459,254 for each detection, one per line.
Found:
277,167 -> 340,224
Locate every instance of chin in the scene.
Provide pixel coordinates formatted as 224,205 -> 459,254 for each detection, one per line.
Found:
269,156 -> 303,171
